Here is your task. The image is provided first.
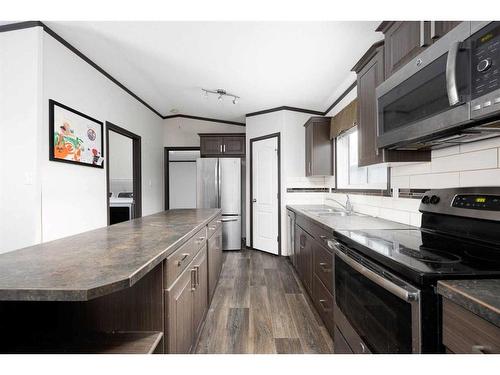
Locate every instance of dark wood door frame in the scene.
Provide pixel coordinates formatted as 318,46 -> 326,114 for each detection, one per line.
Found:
164,146 -> 200,210
249,132 -> 281,255
106,122 -> 142,225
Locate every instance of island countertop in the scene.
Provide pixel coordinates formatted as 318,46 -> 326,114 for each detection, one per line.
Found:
0,209 -> 220,302
437,279 -> 500,327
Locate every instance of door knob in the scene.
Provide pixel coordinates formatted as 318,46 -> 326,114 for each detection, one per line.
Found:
252,199 -> 257,203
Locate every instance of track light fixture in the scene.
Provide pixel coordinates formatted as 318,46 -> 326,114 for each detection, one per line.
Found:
202,88 -> 240,104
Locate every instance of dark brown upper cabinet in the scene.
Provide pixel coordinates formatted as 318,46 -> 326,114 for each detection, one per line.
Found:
199,133 -> 245,158
304,117 -> 333,176
377,21 -> 462,78
430,21 -> 462,42
352,41 -> 430,166
377,21 -> 431,79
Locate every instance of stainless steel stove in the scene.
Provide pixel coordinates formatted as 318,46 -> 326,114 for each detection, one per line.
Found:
332,187 -> 500,354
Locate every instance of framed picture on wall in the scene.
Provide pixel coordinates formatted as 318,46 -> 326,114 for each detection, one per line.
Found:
49,99 -> 104,168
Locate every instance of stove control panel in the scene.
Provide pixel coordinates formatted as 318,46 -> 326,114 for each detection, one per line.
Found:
452,194 -> 500,211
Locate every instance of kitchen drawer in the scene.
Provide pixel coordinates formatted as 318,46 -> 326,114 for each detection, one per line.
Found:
442,298 -> 500,354
309,221 -> 334,244
207,214 -> 222,240
164,227 -> 207,288
296,215 -> 315,237
334,326 -> 353,354
312,274 -> 335,335
313,242 -> 333,294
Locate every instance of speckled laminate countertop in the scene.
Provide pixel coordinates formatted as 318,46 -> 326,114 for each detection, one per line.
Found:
437,279 -> 500,327
0,209 -> 220,302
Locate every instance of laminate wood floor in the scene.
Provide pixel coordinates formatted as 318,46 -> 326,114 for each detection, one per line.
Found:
195,249 -> 334,354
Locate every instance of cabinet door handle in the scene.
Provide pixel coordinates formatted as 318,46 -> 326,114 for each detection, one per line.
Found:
318,299 -> 332,312
471,345 -> 490,354
359,341 -> 367,353
319,262 -> 331,273
430,20 -> 437,39
220,144 -> 223,153
194,265 -> 200,286
177,253 -> 190,266
196,236 -> 205,244
223,144 -> 226,153
190,268 -> 197,290
419,21 -> 427,47
209,225 -> 217,230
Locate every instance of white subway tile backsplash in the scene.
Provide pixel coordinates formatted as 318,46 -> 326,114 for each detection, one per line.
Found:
378,208 -> 411,225
459,137 -> 500,154
431,145 -> 460,158
391,175 -> 410,189
459,169 -> 500,187
410,212 -> 422,227
431,148 -> 497,173
391,162 -> 431,177
409,172 -> 460,188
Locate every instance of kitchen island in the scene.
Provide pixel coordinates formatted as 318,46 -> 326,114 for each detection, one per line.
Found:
0,208 -> 222,354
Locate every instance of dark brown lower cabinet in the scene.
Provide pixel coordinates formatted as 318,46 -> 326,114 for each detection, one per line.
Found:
293,217 -> 335,337
442,298 -> 500,354
166,244 -> 208,353
166,263 -> 195,353
334,326 -> 353,354
208,226 -> 223,302
312,274 -> 335,334
295,224 -> 312,294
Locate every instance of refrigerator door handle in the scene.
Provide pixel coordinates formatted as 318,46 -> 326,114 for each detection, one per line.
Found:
220,218 -> 238,222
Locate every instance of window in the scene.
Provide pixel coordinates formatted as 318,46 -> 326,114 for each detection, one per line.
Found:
336,127 -> 388,190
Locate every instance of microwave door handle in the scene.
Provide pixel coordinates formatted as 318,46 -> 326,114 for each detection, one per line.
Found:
446,41 -> 461,106
334,247 -> 419,303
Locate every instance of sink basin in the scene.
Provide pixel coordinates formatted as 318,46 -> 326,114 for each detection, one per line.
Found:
305,207 -> 336,213
317,212 -> 350,217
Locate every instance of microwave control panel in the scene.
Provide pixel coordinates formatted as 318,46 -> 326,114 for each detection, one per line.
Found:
471,22 -> 500,100
471,22 -> 500,120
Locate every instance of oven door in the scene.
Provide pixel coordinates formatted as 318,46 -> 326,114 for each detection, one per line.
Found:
376,22 -> 471,150
333,243 -> 421,353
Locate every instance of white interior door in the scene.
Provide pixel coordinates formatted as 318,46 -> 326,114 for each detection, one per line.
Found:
252,136 -> 279,254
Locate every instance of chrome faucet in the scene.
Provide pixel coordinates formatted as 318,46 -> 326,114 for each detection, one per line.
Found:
326,194 -> 354,214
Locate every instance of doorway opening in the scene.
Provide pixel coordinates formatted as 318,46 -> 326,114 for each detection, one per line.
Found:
250,132 -> 281,255
164,147 -> 200,210
106,122 -> 142,225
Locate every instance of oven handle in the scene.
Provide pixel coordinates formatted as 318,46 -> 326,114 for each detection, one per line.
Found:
334,247 -> 419,303
446,41 -> 462,107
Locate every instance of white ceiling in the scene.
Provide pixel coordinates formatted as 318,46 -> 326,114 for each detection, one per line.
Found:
44,21 -> 382,122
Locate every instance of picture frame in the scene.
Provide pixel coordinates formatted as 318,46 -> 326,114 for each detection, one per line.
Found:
49,99 -> 104,168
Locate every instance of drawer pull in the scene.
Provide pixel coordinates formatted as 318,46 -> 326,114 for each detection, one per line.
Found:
194,265 -> 200,286
209,225 -> 217,230
319,262 -> 331,273
471,345 -> 490,354
196,236 -> 206,244
360,341 -> 367,353
190,268 -> 197,291
177,253 -> 190,266
318,299 -> 332,312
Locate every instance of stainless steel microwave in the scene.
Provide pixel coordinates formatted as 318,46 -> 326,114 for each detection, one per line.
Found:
376,21 -> 500,150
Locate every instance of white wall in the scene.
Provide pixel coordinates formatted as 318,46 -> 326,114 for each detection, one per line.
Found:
41,32 -> 165,242
163,117 -> 245,147
0,27 -> 165,252
0,28 -> 43,254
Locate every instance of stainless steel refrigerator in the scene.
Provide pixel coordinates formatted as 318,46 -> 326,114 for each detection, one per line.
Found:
196,158 -> 242,250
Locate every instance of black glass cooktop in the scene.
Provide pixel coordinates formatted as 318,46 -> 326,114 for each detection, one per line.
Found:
334,229 -> 500,284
